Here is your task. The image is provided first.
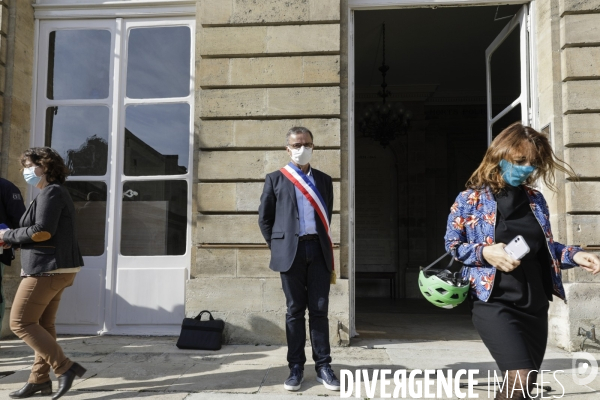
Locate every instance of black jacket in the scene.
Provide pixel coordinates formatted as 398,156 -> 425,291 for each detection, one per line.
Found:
258,167 -> 333,273
0,178 -> 26,266
3,183 -> 84,274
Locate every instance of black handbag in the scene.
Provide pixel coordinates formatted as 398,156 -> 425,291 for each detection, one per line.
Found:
176,310 -> 225,350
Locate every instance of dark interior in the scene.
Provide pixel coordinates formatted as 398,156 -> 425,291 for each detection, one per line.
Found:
353,4 -> 524,338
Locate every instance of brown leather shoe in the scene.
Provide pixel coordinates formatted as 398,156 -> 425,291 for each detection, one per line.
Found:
52,363 -> 86,400
9,381 -> 52,398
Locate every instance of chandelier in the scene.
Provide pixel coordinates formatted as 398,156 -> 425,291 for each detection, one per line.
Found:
357,23 -> 412,148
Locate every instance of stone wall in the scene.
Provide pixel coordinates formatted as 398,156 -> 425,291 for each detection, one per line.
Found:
0,0 -> 35,338
190,0 -> 348,345
539,0 -> 600,351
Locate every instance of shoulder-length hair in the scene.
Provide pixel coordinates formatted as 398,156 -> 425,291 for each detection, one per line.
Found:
21,147 -> 70,184
466,122 -> 577,193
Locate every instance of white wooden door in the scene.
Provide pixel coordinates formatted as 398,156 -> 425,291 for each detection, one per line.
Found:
486,4 -> 531,145
34,18 -> 194,335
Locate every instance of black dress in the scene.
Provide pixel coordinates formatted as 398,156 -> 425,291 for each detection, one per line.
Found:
471,185 -> 554,371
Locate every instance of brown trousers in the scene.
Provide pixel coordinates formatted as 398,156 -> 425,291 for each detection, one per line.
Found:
10,274 -> 76,383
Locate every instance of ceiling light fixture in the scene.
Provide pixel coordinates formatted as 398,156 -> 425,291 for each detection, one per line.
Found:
357,23 -> 412,148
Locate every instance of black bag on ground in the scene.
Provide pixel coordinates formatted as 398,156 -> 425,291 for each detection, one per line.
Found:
176,310 -> 224,350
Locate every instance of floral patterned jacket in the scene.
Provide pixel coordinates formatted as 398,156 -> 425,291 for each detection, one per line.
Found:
444,185 -> 582,302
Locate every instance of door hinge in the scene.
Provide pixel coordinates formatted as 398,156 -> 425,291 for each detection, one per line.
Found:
528,108 -> 533,125
526,13 -> 531,32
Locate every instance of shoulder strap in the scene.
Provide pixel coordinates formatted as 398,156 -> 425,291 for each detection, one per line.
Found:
423,252 -> 455,272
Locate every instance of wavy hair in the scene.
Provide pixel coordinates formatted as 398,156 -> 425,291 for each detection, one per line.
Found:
20,147 -> 70,184
466,122 -> 577,193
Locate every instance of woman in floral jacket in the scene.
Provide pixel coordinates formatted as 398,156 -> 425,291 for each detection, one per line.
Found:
445,122 -> 599,400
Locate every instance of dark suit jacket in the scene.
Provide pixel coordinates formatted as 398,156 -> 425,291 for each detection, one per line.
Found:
258,167 -> 333,273
0,178 -> 26,266
3,183 -> 84,275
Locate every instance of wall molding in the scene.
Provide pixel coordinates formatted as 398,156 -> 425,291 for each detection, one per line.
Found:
34,0 -> 196,19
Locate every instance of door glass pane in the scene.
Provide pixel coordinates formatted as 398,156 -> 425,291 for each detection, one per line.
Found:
64,181 -> 107,257
46,106 -> 109,176
45,106 -> 109,176
47,30 -> 111,100
120,180 -> 187,256
124,104 -> 189,176
492,105 -> 522,140
126,26 -> 191,99
490,26 -> 521,118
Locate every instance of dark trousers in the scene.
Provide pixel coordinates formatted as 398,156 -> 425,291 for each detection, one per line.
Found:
280,240 -> 332,371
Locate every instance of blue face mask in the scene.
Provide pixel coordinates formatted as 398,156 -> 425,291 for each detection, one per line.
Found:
23,166 -> 42,187
499,159 -> 536,187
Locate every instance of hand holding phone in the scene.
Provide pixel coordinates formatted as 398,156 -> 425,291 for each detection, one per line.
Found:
504,235 -> 530,260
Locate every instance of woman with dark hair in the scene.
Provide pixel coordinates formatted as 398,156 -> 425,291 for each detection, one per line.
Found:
445,123 -> 600,400
0,147 -> 85,400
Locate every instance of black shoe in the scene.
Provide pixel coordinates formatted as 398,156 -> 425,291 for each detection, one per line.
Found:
52,363 -> 86,400
283,364 -> 304,391
316,364 -> 340,391
9,381 -> 52,398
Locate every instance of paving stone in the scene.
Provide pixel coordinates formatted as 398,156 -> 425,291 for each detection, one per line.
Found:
187,394 -> 338,400
156,344 -> 237,364
0,341 -> 33,357
258,364 -> 340,395
542,371 -> 598,399
167,363 -> 267,393
224,345 -> 287,366
0,369 -> 30,391
74,362 -> 192,392
330,346 -> 391,365
2,336 -> 597,398
96,351 -> 182,364
0,358 -> 31,374
58,342 -> 132,362
68,391 -> 190,399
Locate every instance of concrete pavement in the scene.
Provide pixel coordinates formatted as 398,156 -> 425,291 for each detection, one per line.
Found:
1,335 -> 599,399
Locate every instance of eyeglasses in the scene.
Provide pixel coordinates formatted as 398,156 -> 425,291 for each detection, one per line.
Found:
288,143 -> 314,149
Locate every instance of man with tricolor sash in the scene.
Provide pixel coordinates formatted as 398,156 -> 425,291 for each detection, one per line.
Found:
258,127 -> 340,392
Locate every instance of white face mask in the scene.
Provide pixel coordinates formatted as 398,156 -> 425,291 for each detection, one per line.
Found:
288,146 -> 312,166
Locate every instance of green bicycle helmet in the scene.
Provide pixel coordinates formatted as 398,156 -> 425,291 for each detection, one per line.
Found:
418,252 -> 469,309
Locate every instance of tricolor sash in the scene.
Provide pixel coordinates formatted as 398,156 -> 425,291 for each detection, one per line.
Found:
280,162 -> 336,284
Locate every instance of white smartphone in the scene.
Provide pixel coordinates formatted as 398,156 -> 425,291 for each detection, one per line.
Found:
504,235 -> 530,260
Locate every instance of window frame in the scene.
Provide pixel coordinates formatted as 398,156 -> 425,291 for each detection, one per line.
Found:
31,13 -> 196,335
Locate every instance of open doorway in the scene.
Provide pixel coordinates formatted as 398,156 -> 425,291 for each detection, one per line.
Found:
352,4 -> 530,340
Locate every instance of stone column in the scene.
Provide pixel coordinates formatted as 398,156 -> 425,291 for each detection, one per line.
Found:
188,0 -> 349,345
538,0 -> 600,352
0,0 -> 34,338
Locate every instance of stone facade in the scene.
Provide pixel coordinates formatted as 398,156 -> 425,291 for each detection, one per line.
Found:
0,0 -> 34,338
0,0 -> 598,351
539,0 -> 600,351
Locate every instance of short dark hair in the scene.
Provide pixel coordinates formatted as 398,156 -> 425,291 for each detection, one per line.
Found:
21,147 -> 70,184
286,127 -> 313,146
